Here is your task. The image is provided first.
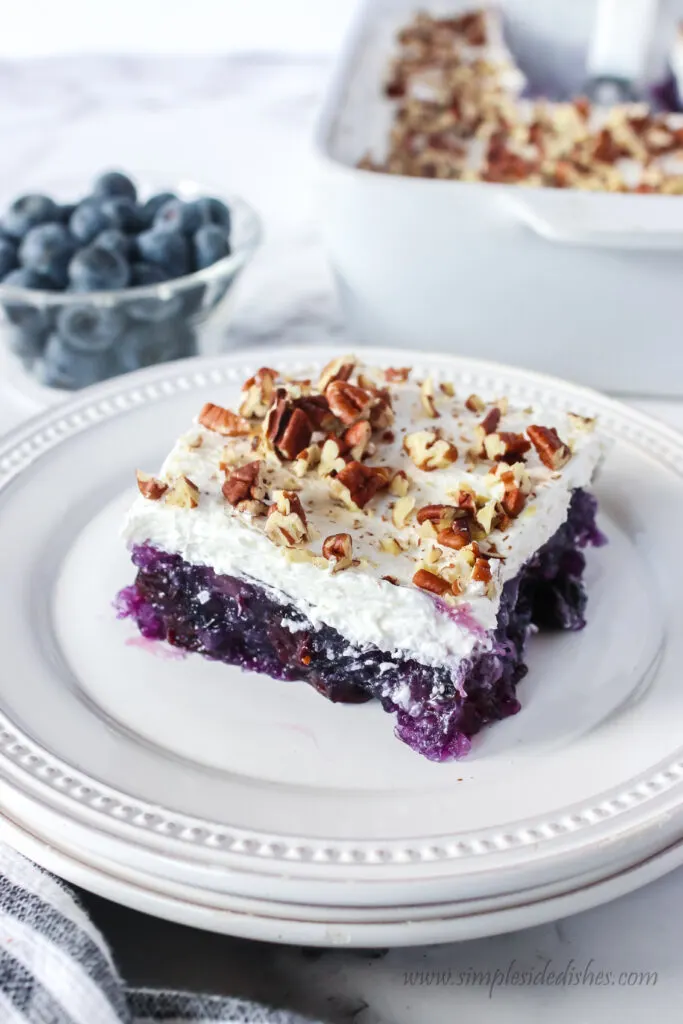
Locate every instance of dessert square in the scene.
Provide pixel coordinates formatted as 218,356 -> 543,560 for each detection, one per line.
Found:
118,357 -> 604,760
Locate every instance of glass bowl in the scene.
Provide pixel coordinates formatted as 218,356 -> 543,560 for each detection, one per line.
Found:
0,177 -> 262,391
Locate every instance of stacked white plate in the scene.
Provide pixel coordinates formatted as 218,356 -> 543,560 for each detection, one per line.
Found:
2,346 -> 683,947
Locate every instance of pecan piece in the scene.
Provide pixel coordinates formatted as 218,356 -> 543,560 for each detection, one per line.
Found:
264,392 -> 313,460
437,520 -> 472,550
465,394 -> 486,414
296,394 -> 335,431
222,459 -> 264,506
265,490 -> 308,547
293,443 -> 321,478
318,438 -> 347,478
479,407 -> 501,435
236,499 -> 267,517
484,431 -> 531,463
136,471 -> 168,501
471,557 -> 492,583
389,470 -> 411,497
403,430 -> 458,471
326,381 -> 374,425
392,495 -> 415,528
420,377 -> 438,418
239,367 -> 278,419
322,532 -> 353,572
317,355 -> 355,392
413,568 -> 451,596
567,412 -> 596,433
343,420 -> 372,460
165,476 -> 200,509
527,425 -> 572,470
332,461 -> 391,510
199,402 -> 250,436
385,366 -> 410,383
416,503 -> 458,527
369,388 -> 395,429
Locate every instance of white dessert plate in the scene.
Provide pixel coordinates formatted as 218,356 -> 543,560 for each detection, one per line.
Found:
0,347 -> 682,916
4,806 -> 683,947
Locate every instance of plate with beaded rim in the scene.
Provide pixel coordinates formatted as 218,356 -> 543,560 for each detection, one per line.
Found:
0,346 -> 680,913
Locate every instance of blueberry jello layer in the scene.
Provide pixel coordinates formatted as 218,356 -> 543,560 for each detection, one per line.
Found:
120,357 -> 605,759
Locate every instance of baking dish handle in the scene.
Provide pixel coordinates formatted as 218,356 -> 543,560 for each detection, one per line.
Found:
501,190 -> 683,250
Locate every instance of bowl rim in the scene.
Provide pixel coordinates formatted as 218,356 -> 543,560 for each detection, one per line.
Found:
0,192 -> 262,307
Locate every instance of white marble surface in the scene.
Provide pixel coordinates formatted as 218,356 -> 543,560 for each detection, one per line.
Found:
2,50 -> 683,1023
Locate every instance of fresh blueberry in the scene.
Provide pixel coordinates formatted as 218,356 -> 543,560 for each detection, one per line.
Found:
130,262 -> 167,286
0,237 -> 18,278
116,323 -> 169,371
193,224 -> 231,270
37,332 -> 113,389
93,171 -> 137,203
194,196 -> 231,232
99,197 -> 141,233
1,268 -> 54,334
95,228 -> 136,260
2,194 -> 60,239
140,192 -> 177,227
19,224 -> 76,287
69,199 -> 110,244
153,198 -> 202,235
57,203 -> 77,224
136,229 -> 190,279
6,324 -> 48,365
56,303 -> 125,352
68,244 -> 131,291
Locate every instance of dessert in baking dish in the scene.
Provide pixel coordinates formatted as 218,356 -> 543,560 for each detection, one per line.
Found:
361,8 -> 683,193
118,358 -> 604,760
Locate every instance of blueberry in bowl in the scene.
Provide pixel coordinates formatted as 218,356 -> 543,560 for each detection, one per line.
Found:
0,171 -> 261,390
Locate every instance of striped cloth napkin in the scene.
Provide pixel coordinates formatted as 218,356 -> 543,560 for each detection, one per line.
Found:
0,844 -> 319,1024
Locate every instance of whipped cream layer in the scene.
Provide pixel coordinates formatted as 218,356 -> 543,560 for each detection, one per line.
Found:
123,364 -> 603,669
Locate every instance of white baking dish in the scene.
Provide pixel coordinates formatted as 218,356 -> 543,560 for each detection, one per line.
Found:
314,0 -> 683,396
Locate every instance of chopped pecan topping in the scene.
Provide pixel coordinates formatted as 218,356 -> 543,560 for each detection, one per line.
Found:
264,392 -> 313,460
165,476 -> 200,509
235,499 -> 267,517
385,366 -> 411,383
326,380 -> 374,425
465,394 -> 486,414
413,568 -> 450,596
403,430 -> 458,471
293,444 -> 321,477
317,355 -> 355,392
332,461 -> 392,510
449,488 -> 476,514
382,574 -> 400,585
343,420 -> 373,460
392,495 -> 416,528
265,490 -> 308,547
440,382 -> 455,397
318,438 -> 347,478
420,377 -> 438,418
416,503 -> 458,527
484,431 -> 531,463
437,520 -> 471,550
389,470 -> 411,497
222,460 -> 264,506
199,402 -> 250,437
296,394 -> 335,431
501,487 -> 525,518
136,471 -> 168,501
322,532 -> 353,572
471,557 -> 492,583
369,387 -> 395,429
476,501 -> 498,535
239,367 -> 278,419
380,537 -> 403,555
479,407 -> 502,435
567,412 -> 596,433
527,424 -> 572,470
